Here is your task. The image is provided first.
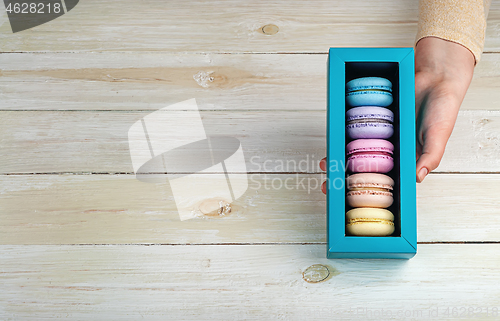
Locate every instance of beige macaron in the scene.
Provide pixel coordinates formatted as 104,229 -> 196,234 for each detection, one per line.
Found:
346,207 -> 395,236
346,173 -> 394,208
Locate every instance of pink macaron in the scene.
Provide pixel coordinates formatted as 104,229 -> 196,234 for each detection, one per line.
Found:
346,139 -> 394,173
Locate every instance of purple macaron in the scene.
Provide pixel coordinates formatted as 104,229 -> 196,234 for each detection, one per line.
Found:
346,106 -> 394,140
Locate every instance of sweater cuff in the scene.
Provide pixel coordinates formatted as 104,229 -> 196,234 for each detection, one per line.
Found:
415,0 -> 488,64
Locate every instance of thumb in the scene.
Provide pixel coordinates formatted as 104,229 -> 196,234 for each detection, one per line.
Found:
416,131 -> 447,183
417,134 -> 447,183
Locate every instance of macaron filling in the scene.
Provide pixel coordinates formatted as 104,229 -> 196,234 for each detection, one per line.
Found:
347,179 -> 394,208
346,91 -> 393,99
347,218 -> 394,226
347,118 -> 392,125
348,183 -> 393,191
347,190 -> 392,200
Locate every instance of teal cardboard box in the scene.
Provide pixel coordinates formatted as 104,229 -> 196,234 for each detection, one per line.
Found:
326,48 -> 417,259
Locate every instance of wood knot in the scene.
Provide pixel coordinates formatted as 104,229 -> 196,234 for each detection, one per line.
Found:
193,70 -> 228,88
193,71 -> 215,88
261,24 -> 279,35
199,198 -> 232,218
302,264 -> 338,283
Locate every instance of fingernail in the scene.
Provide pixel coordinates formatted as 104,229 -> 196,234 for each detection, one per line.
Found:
418,167 -> 428,182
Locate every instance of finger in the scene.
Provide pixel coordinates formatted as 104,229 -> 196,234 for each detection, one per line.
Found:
416,132 -> 447,183
321,181 -> 326,194
415,75 -> 431,164
416,141 -> 422,162
319,157 -> 326,171
414,72 -> 431,118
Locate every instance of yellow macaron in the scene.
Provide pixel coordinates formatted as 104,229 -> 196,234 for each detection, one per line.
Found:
346,207 -> 395,236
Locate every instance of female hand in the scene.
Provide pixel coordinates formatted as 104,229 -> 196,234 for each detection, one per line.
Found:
320,37 -> 475,193
414,36 -> 475,182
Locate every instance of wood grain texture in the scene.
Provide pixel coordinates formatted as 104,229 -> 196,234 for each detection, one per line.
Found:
0,110 -> 326,173
0,0 -> 499,53
1,173 -> 499,244
1,0 -> 499,318
1,244 -> 500,320
1,52 -> 500,112
4,0 -> 415,52
1,109 -> 500,173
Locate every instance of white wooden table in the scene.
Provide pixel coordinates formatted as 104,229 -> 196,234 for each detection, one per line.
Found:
1,1 -> 500,319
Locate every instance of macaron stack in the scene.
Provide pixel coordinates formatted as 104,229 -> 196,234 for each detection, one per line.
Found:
345,77 -> 396,236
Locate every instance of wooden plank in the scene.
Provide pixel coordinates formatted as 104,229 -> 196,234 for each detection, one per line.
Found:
1,173 -> 499,244
463,53 -> 500,111
1,244 -> 500,320
0,53 -> 327,111
0,110 -> 327,173
0,174 -> 327,245
417,174 -> 500,242
1,109 -> 500,173
437,110 -> 500,172
0,0 -> 499,53
1,0 -> 416,52
1,52 -> 500,112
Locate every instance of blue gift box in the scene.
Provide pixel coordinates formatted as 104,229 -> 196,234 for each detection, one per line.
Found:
326,48 -> 417,259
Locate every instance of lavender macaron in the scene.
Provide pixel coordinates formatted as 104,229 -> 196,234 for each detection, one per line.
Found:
346,106 -> 394,139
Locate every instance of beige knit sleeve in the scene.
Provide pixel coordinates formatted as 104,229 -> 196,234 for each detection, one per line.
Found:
416,0 -> 491,64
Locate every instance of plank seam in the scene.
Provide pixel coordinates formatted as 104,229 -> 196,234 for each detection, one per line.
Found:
2,172 -> 500,175
1,51 -> 499,55
0,110 -> 327,112
6,242 -> 499,246
0,51 -> 332,54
